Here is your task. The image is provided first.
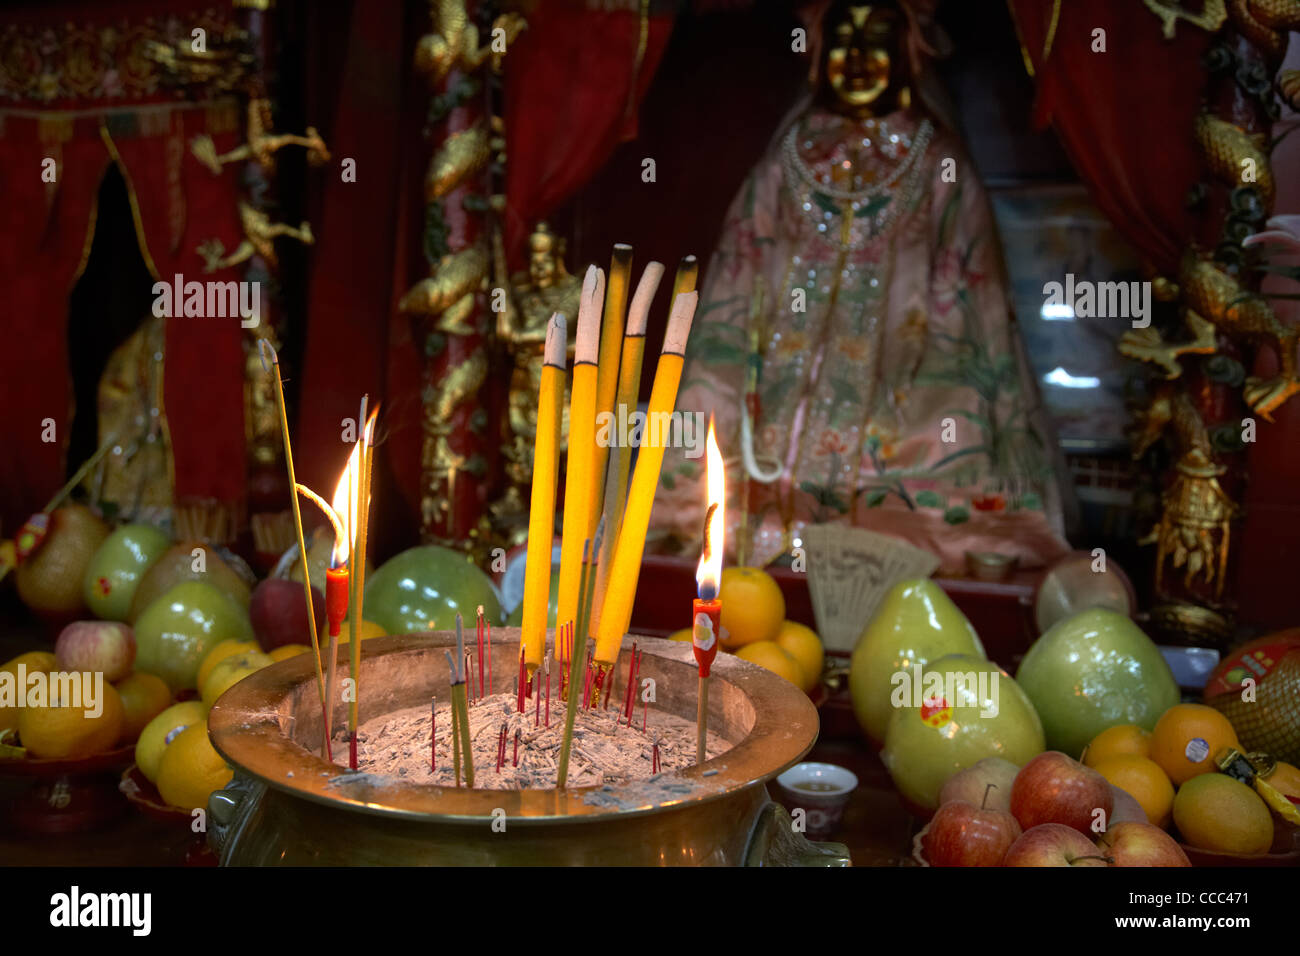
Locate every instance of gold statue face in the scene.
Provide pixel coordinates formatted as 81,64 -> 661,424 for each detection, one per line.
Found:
529,250 -> 556,289
527,223 -> 559,289
823,3 -> 906,117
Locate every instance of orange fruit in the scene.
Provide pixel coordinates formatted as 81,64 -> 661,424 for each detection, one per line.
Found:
667,628 -> 692,643
718,567 -> 785,649
775,620 -> 824,693
1,651 -> 60,734
1149,703 -> 1240,785
196,639 -> 259,693
1092,754 -> 1175,828
136,700 -> 208,783
735,640 -> 805,688
155,722 -> 232,812
200,650 -> 273,706
17,680 -> 124,759
268,644 -> 310,662
114,672 -> 173,742
1173,773 -> 1273,855
15,505 -> 110,619
1082,724 -> 1152,767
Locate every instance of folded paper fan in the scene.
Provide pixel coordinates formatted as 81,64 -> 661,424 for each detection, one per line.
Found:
802,524 -> 940,653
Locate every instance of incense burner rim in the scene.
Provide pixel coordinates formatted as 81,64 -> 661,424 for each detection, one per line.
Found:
208,631 -> 819,823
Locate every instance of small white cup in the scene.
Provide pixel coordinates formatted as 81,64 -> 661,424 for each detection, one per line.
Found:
774,762 -> 858,839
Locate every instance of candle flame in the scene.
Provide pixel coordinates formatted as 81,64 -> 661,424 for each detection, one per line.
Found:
695,415 -> 725,599
329,408 -> 378,568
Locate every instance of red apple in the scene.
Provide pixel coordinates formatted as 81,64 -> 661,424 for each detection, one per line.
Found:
1108,784 -> 1148,826
54,620 -> 136,682
250,578 -> 325,652
1002,823 -> 1109,867
1010,751 -> 1113,835
922,794 -> 1022,866
1095,821 -> 1190,867
939,757 -> 1020,812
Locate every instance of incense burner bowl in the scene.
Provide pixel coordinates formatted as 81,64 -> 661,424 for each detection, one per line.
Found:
207,631 -> 850,866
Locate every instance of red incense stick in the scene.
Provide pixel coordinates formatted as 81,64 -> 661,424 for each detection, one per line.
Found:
485,618 -> 492,696
512,729 -> 520,767
652,741 -> 660,774
430,697 -> 436,772
349,731 -> 357,771
534,671 -> 541,727
642,693 -> 648,733
603,667 -> 613,710
496,724 -> 506,773
544,653 -> 551,728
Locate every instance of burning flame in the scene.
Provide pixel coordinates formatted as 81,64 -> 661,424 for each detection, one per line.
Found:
329,409 -> 378,569
695,415 -> 725,600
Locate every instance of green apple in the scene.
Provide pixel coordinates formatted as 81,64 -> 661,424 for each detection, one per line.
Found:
134,580 -> 255,691
364,546 -> 503,634
83,523 -> 171,621
1015,607 -> 1179,758
850,579 -> 986,747
881,653 -> 1045,812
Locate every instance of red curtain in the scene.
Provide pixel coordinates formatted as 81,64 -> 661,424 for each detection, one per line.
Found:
0,0 -> 247,535
502,0 -> 676,264
1007,0 -> 1214,273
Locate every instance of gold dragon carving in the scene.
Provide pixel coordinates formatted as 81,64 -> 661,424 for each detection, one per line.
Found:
1123,0 -> 1300,620
405,0 -> 526,543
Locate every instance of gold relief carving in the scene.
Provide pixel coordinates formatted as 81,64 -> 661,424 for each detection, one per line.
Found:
435,293 -> 478,335
425,123 -> 491,201
244,326 -> 282,467
399,245 -> 489,316
1194,114 -> 1274,211
1119,309 -> 1217,379
191,97 -> 330,175
414,0 -> 526,85
0,17 -> 244,103
1178,253 -> 1299,418
1142,449 -> 1235,600
198,202 -> 314,273
1142,0 -> 1228,38
1226,0 -> 1290,62
420,347 -> 489,534
1281,70 -> 1300,110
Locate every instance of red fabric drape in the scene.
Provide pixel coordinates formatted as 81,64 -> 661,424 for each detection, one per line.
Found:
502,1 -> 676,263
0,106 -> 245,536
0,0 -> 249,535
1008,0 -> 1213,273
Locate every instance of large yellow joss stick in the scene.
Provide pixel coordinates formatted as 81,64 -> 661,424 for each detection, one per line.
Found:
520,313 -> 567,671
553,267 -> 605,665
593,290 -> 700,668
588,245 -> 632,525
587,262 -> 664,643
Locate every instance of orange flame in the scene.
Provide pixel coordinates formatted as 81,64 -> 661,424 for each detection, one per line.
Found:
695,415 -> 725,600
329,408 -> 378,569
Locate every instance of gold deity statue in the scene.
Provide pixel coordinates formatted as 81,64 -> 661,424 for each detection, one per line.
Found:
490,222 -> 580,540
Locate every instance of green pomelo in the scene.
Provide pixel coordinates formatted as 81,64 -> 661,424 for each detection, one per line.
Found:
365,546 -> 503,634
1015,607 -> 1179,758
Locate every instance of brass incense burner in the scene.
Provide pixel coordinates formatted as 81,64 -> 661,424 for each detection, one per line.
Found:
207,631 -> 850,866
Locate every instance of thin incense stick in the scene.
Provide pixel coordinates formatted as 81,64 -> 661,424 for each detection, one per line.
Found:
452,615 -> 474,787
556,541 -> 593,788
258,341 -> 331,757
